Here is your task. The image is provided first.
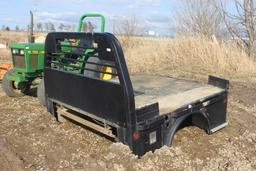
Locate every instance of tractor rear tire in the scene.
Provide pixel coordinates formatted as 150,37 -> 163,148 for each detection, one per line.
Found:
1,69 -> 30,97
84,57 -> 101,78
84,57 -> 117,79
37,79 -> 46,106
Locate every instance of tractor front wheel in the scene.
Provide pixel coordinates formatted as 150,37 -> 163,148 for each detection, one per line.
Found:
1,69 -> 30,97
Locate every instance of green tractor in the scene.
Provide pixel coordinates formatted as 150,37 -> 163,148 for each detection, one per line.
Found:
2,43 -> 44,97
1,13 -> 106,101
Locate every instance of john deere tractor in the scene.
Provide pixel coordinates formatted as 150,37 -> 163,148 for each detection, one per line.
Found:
2,43 -> 44,97
1,13 -> 106,100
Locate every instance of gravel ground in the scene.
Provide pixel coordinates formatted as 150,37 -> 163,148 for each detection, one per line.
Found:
0,80 -> 256,171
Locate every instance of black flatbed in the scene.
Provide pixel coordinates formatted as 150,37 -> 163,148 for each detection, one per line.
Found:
43,32 -> 229,156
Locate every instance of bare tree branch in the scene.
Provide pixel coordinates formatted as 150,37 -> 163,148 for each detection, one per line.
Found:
218,0 -> 256,56
175,0 -> 223,38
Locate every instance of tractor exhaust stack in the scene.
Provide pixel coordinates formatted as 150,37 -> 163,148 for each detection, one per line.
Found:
28,11 -> 35,43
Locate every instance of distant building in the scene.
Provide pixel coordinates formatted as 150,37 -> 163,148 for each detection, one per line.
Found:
0,43 -> 7,49
146,30 -> 159,37
148,30 -> 155,36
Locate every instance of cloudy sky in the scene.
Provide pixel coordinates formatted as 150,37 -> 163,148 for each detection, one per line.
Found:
0,0 -> 182,36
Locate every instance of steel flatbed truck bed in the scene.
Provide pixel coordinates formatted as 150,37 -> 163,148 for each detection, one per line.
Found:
43,32 -> 229,156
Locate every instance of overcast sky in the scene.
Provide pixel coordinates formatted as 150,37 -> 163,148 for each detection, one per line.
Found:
0,0 -> 183,36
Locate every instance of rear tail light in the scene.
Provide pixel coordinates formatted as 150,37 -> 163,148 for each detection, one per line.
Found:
224,96 -> 228,104
133,131 -> 140,141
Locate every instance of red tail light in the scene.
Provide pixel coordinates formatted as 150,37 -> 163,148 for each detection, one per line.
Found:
223,96 -> 228,103
133,131 -> 140,140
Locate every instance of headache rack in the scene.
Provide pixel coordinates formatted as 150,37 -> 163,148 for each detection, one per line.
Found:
46,40 -> 118,78
44,32 -> 135,127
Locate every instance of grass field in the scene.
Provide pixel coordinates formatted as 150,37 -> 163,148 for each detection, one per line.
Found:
120,36 -> 256,81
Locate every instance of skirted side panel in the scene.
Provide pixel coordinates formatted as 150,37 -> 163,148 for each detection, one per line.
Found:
45,68 -> 127,125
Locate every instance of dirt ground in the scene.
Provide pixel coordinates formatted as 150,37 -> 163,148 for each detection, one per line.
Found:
0,74 -> 256,171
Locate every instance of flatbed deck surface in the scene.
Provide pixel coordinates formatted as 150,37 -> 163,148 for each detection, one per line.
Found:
131,75 -> 224,115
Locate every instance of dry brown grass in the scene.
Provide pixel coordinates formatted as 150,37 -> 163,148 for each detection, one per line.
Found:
119,36 -> 256,80
0,31 -> 46,63
0,31 -> 46,46
0,31 -> 28,45
0,31 -> 29,63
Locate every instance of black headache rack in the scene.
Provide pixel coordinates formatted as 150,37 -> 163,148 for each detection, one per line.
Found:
44,32 -> 229,156
44,32 -> 135,127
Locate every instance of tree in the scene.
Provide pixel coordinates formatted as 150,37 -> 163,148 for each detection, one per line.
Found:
112,16 -> 138,36
219,0 -> 256,56
82,22 -> 88,32
121,16 -> 138,37
72,24 -> 76,32
58,23 -> 65,31
88,21 -> 96,32
175,0 -> 223,38
44,22 -> 49,32
111,16 -> 142,36
65,24 -> 72,31
37,22 -> 43,32
5,26 -> 10,31
15,25 -> 19,31
81,22 -> 97,32
44,21 -> 55,32
48,22 -> 55,32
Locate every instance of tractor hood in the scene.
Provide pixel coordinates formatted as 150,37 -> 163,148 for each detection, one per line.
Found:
10,43 -> 45,50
